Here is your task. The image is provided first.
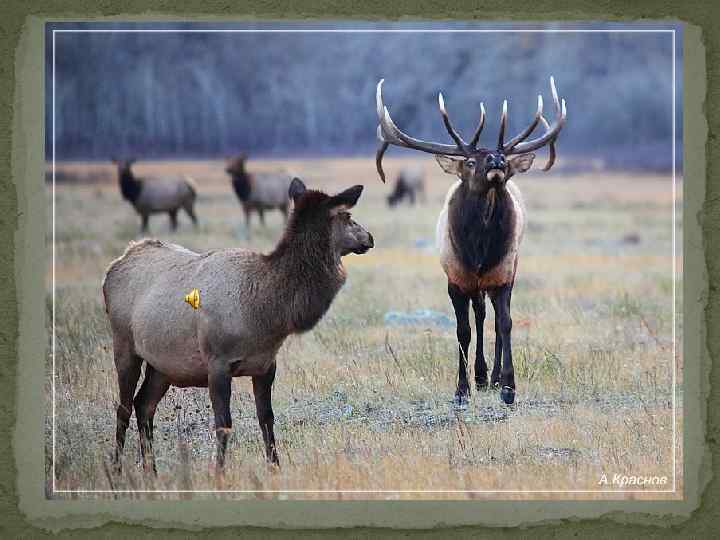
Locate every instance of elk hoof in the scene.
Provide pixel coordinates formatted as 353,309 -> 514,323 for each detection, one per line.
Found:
500,386 -> 516,405
453,391 -> 469,408
475,379 -> 489,391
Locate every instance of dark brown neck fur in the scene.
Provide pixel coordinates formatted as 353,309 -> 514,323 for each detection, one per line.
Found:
228,162 -> 253,201
265,192 -> 345,333
449,182 -> 515,275
119,168 -> 142,204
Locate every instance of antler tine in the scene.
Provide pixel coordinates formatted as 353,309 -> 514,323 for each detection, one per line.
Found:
508,76 -> 567,155
497,100 -> 508,150
537,114 -> 557,171
503,94 -> 543,152
438,92 -> 468,149
376,140 -> 390,183
468,102 -> 486,148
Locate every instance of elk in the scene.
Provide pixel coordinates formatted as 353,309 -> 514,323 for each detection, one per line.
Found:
387,167 -> 426,207
225,154 -> 293,233
112,159 -> 198,233
103,178 -> 373,477
375,77 -> 566,405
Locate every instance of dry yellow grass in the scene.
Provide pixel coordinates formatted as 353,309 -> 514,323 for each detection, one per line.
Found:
47,157 -> 682,499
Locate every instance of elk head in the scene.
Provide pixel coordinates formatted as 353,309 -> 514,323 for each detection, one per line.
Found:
225,153 -> 248,176
288,178 -> 374,257
375,77 -> 567,190
111,158 -> 137,176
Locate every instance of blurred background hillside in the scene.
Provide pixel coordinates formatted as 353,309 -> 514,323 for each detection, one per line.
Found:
46,22 -> 682,172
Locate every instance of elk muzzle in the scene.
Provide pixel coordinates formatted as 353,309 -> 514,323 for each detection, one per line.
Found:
341,220 -> 375,255
352,230 -> 374,255
485,154 -> 508,183
486,169 -> 507,183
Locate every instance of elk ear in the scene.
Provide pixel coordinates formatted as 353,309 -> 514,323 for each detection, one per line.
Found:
435,155 -> 464,177
288,177 -> 307,202
330,185 -> 363,213
508,153 -> 535,174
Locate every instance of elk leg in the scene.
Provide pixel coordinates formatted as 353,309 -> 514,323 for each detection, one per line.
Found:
134,364 -> 170,475
208,361 -> 233,474
184,202 -> 198,227
490,296 -> 502,388
448,282 -> 471,404
168,209 -> 178,231
492,284 -> 516,405
140,213 -> 149,234
280,204 -> 288,223
258,208 -> 266,226
252,363 -> 280,466
489,292 -> 505,388
472,292 -> 488,390
113,343 -> 142,472
243,205 -> 252,237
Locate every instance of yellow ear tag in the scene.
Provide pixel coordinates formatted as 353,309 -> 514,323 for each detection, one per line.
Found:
184,288 -> 200,310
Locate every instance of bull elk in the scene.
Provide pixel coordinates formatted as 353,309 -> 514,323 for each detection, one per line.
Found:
375,77 -> 566,405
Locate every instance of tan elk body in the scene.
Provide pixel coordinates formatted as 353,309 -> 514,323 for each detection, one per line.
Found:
113,159 -> 198,233
225,154 -> 293,232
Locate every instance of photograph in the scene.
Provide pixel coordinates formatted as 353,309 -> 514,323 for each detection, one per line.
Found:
45,20 -> 682,499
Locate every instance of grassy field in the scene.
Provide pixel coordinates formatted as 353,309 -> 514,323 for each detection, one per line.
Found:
46,157 -> 682,499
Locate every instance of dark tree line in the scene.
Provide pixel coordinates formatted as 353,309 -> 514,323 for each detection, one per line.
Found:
46,22 -> 682,170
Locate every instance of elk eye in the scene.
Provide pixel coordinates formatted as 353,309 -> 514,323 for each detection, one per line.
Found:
467,159 -> 476,169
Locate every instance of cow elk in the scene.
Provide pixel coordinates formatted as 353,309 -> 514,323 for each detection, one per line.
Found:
112,159 -> 198,233
376,77 -> 566,405
103,178 -> 373,477
225,154 -> 294,234
387,167 -> 426,207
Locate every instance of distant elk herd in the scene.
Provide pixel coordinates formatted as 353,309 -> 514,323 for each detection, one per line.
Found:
114,153 -> 426,235
101,77 -> 566,477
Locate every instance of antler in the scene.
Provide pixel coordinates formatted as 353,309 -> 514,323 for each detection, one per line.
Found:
376,79 -> 475,182
504,76 -> 566,159
502,95 -> 543,152
375,76 -> 566,181
376,80 -> 467,154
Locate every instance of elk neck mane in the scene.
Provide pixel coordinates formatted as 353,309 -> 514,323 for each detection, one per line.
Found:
264,191 -> 346,332
227,160 -> 253,200
448,182 -> 515,275
119,168 -> 142,203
